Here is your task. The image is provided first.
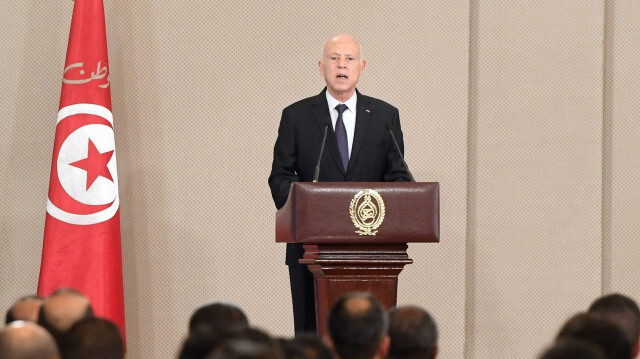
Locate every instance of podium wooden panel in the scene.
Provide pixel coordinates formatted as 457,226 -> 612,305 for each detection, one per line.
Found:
275,182 -> 439,335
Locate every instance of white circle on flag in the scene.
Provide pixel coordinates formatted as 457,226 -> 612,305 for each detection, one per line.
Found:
57,124 -> 118,205
46,104 -> 120,225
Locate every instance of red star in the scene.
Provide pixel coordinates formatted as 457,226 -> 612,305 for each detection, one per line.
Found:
69,139 -> 114,190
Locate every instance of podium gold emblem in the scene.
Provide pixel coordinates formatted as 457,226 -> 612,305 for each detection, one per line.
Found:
349,189 -> 385,235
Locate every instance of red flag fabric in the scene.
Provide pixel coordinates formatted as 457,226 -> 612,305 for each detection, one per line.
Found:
38,0 -> 125,340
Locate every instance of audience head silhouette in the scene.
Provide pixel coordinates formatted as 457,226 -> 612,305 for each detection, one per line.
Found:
589,293 -> 640,358
37,288 -> 94,347
0,321 -> 60,359
557,312 -> 632,359
327,292 -> 389,359
189,302 -> 249,334
539,338 -> 607,359
5,295 -> 44,324
180,303 -> 251,359
62,316 -> 124,359
278,333 -> 334,359
206,327 -> 283,359
387,305 -> 438,359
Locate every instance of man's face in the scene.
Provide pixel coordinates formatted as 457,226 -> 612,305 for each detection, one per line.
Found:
319,35 -> 366,100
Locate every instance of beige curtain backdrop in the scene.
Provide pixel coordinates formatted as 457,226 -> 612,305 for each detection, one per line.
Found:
1,1 -> 638,358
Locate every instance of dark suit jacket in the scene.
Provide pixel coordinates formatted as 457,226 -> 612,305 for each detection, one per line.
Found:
268,88 -> 411,264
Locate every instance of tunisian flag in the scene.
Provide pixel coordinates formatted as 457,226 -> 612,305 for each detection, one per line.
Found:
38,0 -> 125,340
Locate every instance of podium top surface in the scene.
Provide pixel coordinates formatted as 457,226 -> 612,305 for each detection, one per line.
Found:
275,182 -> 439,244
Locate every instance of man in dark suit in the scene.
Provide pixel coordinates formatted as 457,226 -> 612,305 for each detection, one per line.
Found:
268,34 -> 411,334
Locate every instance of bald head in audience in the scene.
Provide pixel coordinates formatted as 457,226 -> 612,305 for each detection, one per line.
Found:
5,295 -> 44,324
37,288 -> 94,345
0,321 -> 60,359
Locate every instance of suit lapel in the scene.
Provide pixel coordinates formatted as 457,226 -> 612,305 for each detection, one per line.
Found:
312,90 -> 346,176
347,91 -> 371,176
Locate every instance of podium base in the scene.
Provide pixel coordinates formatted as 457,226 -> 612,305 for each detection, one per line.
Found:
300,243 -> 412,336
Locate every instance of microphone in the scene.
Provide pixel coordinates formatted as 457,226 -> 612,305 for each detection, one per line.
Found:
386,121 -> 415,182
313,123 -> 329,182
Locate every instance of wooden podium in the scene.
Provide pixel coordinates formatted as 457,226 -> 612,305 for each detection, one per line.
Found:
275,182 -> 439,335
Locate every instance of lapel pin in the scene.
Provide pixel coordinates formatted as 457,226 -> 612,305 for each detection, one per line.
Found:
366,109 -> 371,113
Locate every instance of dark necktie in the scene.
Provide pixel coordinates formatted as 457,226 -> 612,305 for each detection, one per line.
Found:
335,104 -> 349,172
